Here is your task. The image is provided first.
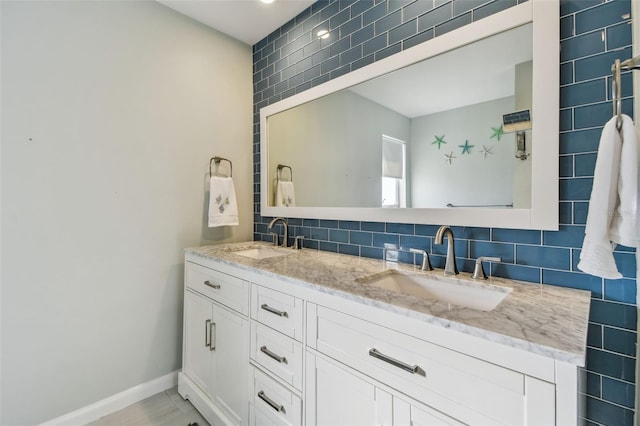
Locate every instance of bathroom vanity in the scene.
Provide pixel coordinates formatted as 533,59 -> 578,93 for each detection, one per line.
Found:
178,242 -> 590,426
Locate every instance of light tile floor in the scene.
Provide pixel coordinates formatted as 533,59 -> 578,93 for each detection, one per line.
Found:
87,386 -> 209,426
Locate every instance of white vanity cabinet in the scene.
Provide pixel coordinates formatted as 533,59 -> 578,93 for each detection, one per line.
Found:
180,247 -> 586,426
179,261 -> 249,426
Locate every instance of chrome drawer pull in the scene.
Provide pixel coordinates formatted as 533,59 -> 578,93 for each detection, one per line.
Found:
257,390 -> 286,414
369,348 -> 425,377
205,319 -> 211,348
204,280 -> 221,289
260,345 -> 288,364
261,303 -> 288,318
210,322 -> 216,351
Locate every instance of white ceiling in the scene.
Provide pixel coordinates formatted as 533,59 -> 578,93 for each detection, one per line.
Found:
157,0 -> 316,46
349,23 -> 533,118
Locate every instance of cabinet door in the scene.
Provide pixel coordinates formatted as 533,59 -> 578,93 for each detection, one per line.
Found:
394,397 -> 464,426
306,352 -> 392,426
183,290 -> 214,395
210,304 -> 249,425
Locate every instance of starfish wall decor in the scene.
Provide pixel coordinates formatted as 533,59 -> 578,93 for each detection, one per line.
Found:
458,140 -> 474,155
490,125 -> 504,141
432,135 -> 447,149
444,152 -> 456,165
478,145 -> 494,159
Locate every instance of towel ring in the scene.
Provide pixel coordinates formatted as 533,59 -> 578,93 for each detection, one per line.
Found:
612,59 -> 623,130
276,164 -> 293,183
210,156 -> 232,178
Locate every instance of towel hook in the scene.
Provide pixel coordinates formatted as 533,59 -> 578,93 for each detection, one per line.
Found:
210,156 -> 232,178
276,164 -> 293,183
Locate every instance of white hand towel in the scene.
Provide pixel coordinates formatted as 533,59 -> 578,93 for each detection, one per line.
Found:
275,181 -> 296,207
610,115 -> 640,248
208,176 -> 239,227
578,114 -> 639,279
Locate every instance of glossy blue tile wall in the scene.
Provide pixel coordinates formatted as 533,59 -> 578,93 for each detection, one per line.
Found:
252,1 -> 636,424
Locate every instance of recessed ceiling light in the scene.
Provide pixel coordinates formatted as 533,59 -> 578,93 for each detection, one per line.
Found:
317,29 -> 330,39
260,0 -> 275,4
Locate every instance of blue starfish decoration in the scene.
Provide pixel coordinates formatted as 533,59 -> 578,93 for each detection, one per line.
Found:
458,140 -> 474,155
490,125 -> 504,141
432,135 -> 447,149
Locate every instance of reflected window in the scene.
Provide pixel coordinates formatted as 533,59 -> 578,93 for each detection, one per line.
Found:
381,135 -> 406,208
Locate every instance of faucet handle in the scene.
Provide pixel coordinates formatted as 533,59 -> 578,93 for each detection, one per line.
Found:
270,232 -> 279,247
409,248 -> 433,271
293,235 -> 305,250
472,256 -> 501,280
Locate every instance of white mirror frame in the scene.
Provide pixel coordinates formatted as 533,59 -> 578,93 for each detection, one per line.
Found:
261,0 -> 559,230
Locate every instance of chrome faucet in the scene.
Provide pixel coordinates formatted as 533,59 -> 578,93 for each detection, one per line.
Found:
435,225 -> 458,275
409,248 -> 433,271
268,217 -> 288,248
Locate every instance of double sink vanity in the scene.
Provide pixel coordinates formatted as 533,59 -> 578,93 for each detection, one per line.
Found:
178,232 -> 590,425
177,3 -> 577,422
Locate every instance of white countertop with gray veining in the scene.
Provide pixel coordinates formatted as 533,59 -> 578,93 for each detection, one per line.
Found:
186,241 -> 591,366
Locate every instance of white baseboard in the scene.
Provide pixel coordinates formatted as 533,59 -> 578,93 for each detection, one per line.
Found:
39,370 -> 179,426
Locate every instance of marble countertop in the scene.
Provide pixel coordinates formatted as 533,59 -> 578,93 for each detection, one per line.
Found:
186,241 -> 591,365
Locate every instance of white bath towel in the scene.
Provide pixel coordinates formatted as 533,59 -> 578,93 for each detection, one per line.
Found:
578,114 -> 639,279
208,176 -> 239,227
275,181 -> 296,207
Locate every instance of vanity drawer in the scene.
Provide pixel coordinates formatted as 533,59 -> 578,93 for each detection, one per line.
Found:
251,322 -> 303,391
309,305 -> 529,426
251,284 -> 303,341
250,366 -> 302,426
185,262 -> 249,315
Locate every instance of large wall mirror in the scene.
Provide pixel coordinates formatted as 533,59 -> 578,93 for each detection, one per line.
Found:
261,0 -> 559,230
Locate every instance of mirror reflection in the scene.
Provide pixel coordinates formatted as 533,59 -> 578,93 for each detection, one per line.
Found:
267,23 -> 533,209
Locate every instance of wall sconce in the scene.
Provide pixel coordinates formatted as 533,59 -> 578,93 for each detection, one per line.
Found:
515,132 -> 528,160
503,109 -> 531,161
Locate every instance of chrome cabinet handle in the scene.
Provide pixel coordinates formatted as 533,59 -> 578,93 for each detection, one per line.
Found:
260,345 -> 288,364
257,390 -> 286,414
210,322 -> 216,351
205,319 -> 211,348
369,348 -> 425,377
261,304 -> 288,318
204,280 -> 221,289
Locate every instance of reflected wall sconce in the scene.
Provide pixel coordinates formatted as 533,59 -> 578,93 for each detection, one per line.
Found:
503,109 -> 531,160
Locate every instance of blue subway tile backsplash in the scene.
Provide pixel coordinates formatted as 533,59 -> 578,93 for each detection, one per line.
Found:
516,245 -> 572,270
542,269 -> 603,297
351,230 -> 374,246
588,323 -> 603,349
574,0 -> 631,35
602,376 -> 636,409
418,3 -> 453,31
605,278 -> 637,305
587,347 -> 636,383
575,153 -> 597,177
252,1 -> 636,424
560,30 -> 605,62
604,327 -> 637,358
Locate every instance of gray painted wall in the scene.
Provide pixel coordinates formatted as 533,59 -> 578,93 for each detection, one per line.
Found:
1,1 -> 252,423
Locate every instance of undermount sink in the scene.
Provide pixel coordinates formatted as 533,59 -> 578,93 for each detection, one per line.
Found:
230,246 -> 292,260
358,270 -> 512,311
